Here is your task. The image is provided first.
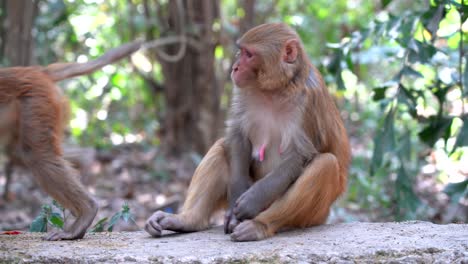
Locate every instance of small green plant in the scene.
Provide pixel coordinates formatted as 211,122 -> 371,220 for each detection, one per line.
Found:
29,201 -> 65,232
31,201 -> 137,233
90,202 -> 137,232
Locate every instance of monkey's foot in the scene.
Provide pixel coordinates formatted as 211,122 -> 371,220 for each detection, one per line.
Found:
145,211 -> 186,237
231,220 -> 270,242
43,200 -> 98,241
43,230 -> 84,241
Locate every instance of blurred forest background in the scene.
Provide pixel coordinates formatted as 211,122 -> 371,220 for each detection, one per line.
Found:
0,0 -> 466,233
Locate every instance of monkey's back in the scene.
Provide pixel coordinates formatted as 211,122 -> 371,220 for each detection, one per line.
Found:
0,67 -> 57,100
0,67 -> 66,156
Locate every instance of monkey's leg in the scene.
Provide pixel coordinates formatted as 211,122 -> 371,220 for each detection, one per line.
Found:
19,97 -> 97,241
29,158 -> 97,240
231,153 -> 344,242
145,139 -> 229,237
3,160 -> 13,201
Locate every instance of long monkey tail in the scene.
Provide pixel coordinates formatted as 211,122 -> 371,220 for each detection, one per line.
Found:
44,40 -> 143,82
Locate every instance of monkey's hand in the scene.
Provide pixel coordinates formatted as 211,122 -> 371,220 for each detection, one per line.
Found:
145,211 -> 185,237
234,154 -> 306,220
224,208 -> 241,234
233,186 -> 267,220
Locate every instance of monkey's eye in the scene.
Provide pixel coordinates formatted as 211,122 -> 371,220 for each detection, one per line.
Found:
244,49 -> 253,58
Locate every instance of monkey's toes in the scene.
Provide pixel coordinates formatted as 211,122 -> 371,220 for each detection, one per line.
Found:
230,220 -> 267,242
43,230 -> 84,241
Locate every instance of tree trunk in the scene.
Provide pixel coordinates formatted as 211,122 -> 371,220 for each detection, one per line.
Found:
158,0 -> 221,157
240,0 -> 256,34
1,0 -> 38,66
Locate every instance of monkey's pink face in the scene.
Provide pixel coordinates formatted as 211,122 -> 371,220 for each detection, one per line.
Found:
231,46 -> 259,88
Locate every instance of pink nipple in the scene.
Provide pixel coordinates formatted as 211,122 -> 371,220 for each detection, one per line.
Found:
258,143 -> 266,162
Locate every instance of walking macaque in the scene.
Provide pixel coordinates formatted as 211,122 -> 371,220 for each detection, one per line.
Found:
145,23 -> 350,241
0,40 -> 142,240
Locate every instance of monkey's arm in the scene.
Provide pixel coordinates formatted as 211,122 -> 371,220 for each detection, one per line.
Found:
234,150 -> 309,220
224,128 -> 252,233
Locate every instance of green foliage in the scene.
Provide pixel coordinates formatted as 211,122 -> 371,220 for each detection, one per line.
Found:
331,0 -> 467,220
90,203 -> 137,233
31,202 -> 137,233
32,0 -> 159,149
30,202 -> 65,233
443,179 -> 468,204
90,217 -> 108,233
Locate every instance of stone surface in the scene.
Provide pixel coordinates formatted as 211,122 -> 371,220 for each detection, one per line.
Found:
0,221 -> 467,263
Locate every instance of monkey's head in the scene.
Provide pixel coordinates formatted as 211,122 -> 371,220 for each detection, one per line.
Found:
231,23 -> 308,91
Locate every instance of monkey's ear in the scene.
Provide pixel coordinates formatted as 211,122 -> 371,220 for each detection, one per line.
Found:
283,39 -> 299,63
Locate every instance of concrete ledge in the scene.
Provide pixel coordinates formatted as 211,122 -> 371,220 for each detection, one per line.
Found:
1,221 -> 467,263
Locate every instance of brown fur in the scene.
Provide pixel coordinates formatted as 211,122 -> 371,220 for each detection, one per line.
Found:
0,40 -> 142,240
145,23 -> 350,241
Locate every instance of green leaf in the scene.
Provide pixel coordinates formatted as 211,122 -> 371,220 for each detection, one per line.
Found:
111,73 -> 127,91
419,116 -> 453,147
395,164 -> 420,220
452,116 -> 468,151
107,212 -> 122,232
90,217 -> 108,233
122,210 -> 131,223
430,80 -> 451,106
422,4 -> 445,39
120,203 -> 136,224
372,87 -> 388,101
398,128 -> 412,161
370,107 -> 396,174
42,204 -> 53,216
392,68 -> 404,82
49,213 -> 64,229
397,84 -> 418,117
464,57 -> 468,96
30,215 -> 48,233
122,203 -> 130,214
327,51 -> 342,74
381,0 -> 393,8
397,16 -> 417,46
458,2 -> 468,23
336,71 -> 346,90
385,14 -> 401,40
402,66 -> 424,79
443,179 -> 468,204
345,53 -> 353,70
408,39 -> 437,64
373,21 -> 386,41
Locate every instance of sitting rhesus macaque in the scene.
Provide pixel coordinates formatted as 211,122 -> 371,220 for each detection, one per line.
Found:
0,40 -> 141,240
145,23 -> 350,241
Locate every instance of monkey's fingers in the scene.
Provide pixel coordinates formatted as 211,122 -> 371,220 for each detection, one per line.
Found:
145,211 -> 165,237
233,193 -> 245,214
145,220 -> 163,237
145,211 -> 188,237
224,211 -> 232,234
224,210 -> 240,234
233,192 -> 255,220
228,217 -> 240,234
